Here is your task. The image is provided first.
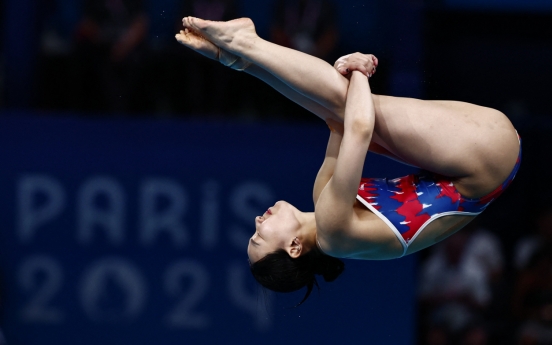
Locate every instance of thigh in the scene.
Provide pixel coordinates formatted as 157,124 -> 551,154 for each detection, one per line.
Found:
406,215 -> 476,255
371,95 -> 520,197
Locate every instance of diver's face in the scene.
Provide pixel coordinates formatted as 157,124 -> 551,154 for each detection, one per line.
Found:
247,201 -> 301,264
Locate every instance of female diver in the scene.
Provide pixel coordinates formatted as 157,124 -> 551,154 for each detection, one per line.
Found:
175,17 -> 521,304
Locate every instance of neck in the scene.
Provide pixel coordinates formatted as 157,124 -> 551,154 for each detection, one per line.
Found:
296,212 -> 318,253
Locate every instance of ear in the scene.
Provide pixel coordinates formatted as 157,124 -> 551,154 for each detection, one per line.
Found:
287,237 -> 302,259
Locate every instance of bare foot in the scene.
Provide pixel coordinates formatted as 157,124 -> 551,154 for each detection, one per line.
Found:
175,28 -> 219,60
182,17 -> 258,56
175,28 -> 249,69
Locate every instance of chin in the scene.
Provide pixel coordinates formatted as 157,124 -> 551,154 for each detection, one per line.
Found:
277,200 -> 296,211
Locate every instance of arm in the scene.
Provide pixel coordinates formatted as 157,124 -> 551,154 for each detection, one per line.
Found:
312,120 -> 413,207
313,119 -> 343,205
316,71 -> 375,230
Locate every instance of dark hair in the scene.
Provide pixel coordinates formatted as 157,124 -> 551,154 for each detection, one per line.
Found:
250,247 -> 344,306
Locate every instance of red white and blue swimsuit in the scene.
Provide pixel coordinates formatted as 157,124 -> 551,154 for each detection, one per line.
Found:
357,140 -> 522,257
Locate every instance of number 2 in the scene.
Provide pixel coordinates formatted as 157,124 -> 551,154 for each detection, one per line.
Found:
164,260 -> 209,329
17,256 -> 64,323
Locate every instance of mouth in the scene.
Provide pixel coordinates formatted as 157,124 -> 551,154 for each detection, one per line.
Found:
266,208 -> 272,215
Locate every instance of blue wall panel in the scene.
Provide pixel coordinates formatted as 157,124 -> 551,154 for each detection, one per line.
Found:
0,112 -> 416,345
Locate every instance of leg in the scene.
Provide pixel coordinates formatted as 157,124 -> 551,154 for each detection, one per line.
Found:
183,17 -> 349,118
176,27 -> 396,161
370,95 -> 520,197
181,18 -> 520,197
175,28 -> 336,120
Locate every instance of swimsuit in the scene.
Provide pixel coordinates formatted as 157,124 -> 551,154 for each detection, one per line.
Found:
357,140 -> 522,257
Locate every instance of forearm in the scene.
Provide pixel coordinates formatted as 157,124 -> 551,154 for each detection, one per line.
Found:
325,72 -> 374,199
313,130 -> 343,204
344,72 -> 375,136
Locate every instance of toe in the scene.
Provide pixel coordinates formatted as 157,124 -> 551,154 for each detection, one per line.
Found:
191,16 -> 209,30
186,17 -> 196,29
189,17 -> 199,30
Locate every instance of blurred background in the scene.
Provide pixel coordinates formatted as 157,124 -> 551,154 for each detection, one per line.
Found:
1,0 -> 552,344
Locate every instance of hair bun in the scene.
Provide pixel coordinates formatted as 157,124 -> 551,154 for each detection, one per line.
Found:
250,248 -> 345,306
314,254 -> 345,282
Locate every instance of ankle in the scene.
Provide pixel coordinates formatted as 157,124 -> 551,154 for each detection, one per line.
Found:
232,33 -> 260,57
218,48 -> 252,71
230,58 -> 252,72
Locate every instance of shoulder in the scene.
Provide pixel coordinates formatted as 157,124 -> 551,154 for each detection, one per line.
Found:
313,186 -> 355,236
314,206 -> 352,257
315,206 -> 401,259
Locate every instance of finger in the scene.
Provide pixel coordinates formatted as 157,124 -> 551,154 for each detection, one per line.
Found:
342,63 -> 367,75
352,64 -> 368,75
335,59 -> 347,70
335,62 -> 349,75
334,54 -> 351,66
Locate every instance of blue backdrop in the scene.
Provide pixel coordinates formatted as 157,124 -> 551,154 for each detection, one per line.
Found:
0,112 -> 416,345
